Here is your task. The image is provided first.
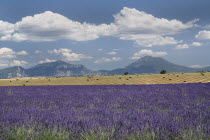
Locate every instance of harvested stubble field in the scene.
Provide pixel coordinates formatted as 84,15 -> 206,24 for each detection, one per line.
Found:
0,72 -> 210,86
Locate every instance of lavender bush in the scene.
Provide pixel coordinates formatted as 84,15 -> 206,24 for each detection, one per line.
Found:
0,83 -> 210,139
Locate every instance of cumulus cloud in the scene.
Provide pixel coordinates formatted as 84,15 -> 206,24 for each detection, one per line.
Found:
174,42 -> 202,50
0,7 -> 197,47
130,56 -> 141,60
94,57 -> 122,64
62,52 -> 93,61
131,49 -> 167,59
38,58 -> 56,64
175,44 -> 189,49
10,60 -> 28,66
0,59 -> 28,68
191,42 -> 202,46
49,48 -> 72,54
16,50 -> 28,55
113,7 -> 197,36
0,47 -> 16,58
0,47 -> 28,59
0,11 -> 111,42
107,51 -> 117,55
49,48 -> 93,61
111,7 -> 197,47
0,47 -> 28,68
0,21 -> 14,37
196,30 -> 210,40
120,34 -> 179,47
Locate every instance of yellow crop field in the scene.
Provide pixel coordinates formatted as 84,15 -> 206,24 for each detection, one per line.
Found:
0,72 -> 209,86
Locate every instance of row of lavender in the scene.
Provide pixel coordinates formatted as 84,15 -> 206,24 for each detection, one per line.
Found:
0,83 -> 210,139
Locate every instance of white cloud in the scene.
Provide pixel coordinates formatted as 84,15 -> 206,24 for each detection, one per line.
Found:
49,48 -> 93,61
0,47 -> 28,68
0,47 -> 16,58
132,49 -> 167,59
113,7 -> 197,36
107,51 -> 117,55
175,44 -> 189,49
38,58 -> 56,64
120,34 -> 179,47
196,30 -> 210,40
0,47 -> 28,59
111,7 -> 197,47
16,50 -> 28,55
174,42 -> 202,50
0,7 -> 197,47
0,59 -> 28,68
0,48 -> 28,68
10,60 -> 28,66
191,42 -> 202,47
94,57 -> 122,64
62,52 -> 93,61
0,11 -> 111,42
190,65 -> 203,68
49,48 -> 72,54
130,56 -> 141,60
0,21 -> 14,37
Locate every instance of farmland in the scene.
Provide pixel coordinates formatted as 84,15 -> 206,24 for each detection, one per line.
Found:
1,0 -> 210,139
0,83 -> 210,139
0,73 -> 210,139
0,72 -> 210,86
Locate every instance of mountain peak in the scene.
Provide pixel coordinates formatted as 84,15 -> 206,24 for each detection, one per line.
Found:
2,66 -> 25,71
0,66 -> 26,79
31,60 -> 70,68
0,56 -> 209,79
54,60 -> 68,63
138,56 -> 162,61
26,60 -> 92,77
133,56 -> 165,65
118,55 -> 197,74
44,60 -> 68,65
141,55 -> 155,59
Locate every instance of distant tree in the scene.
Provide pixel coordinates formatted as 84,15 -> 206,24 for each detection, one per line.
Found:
160,70 -> 167,74
124,72 -> 129,75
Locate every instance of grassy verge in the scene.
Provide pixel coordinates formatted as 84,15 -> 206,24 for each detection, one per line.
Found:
0,125 -> 209,140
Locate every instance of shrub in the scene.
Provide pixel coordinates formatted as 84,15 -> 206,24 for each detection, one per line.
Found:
160,70 -> 167,74
124,72 -> 129,75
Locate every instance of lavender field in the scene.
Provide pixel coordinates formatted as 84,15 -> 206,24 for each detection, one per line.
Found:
0,83 -> 210,140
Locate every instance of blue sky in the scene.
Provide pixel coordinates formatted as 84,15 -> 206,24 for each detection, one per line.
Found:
0,0 -> 210,70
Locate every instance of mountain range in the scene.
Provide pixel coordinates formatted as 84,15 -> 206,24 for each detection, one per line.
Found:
0,56 -> 209,79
